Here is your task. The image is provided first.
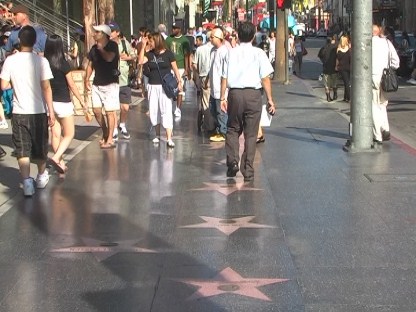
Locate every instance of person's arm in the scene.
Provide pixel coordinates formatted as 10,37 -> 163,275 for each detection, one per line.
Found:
261,76 -> 276,115
41,80 -> 55,127
171,60 -> 183,92
0,78 -> 11,90
137,37 -> 149,65
66,72 -> 85,108
84,60 -> 93,91
69,41 -> 78,59
220,77 -> 228,112
96,41 -> 116,62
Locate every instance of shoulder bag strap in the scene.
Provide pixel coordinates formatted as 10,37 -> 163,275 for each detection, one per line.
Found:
386,39 -> 391,69
153,54 -> 164,81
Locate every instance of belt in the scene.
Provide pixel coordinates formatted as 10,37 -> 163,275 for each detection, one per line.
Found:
229,87 -> 262,91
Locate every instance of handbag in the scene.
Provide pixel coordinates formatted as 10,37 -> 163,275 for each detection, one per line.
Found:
302,44 -> 308,56
381,39 -> 398,93
154,55 -> 179,100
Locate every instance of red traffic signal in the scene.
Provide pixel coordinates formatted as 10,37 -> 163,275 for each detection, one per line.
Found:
277,0 -> 291,9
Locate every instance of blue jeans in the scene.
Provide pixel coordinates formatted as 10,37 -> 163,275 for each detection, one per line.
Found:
209,96 -> 228,135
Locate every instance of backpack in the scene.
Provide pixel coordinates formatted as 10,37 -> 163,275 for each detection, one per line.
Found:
120,39 -> 138,87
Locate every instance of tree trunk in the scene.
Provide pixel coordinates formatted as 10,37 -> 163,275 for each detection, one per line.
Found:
84,0 -> 95,52
97,0 -> 114,24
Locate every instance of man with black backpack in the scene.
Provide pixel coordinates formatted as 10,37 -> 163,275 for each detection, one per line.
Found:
109,21 -> 136,140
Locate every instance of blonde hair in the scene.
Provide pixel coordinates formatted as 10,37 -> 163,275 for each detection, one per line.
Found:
338,36 -> 349,50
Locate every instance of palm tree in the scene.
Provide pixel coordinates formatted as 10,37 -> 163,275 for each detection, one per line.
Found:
83,0 -> 114,51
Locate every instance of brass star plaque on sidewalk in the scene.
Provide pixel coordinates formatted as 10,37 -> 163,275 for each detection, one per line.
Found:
173,267 -> 289,301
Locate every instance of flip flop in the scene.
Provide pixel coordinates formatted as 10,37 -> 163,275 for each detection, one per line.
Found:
100,143 -> 116,150
49,158 -> 65,174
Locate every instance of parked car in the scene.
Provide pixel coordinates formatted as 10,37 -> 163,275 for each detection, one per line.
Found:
394,32 -> 415,78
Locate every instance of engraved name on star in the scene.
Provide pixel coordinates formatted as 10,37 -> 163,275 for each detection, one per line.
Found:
50,238 -> 158,262
172,267 -> 289,301
189,181 -> 262,196
180,216 -> 276,235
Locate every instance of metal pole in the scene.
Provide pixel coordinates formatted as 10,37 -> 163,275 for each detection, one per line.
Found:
345,0 -> 373,152
66,0 -> 70,49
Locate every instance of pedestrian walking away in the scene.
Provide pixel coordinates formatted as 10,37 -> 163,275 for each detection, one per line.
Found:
44,34 -> 86,174
220,21 -> 276,182
0,26 -> 55,196
371,24 -> 399,145
208,27 -> 229,142
318,36 -> 338,102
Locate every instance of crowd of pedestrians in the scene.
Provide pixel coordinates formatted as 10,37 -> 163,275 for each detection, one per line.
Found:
0,3 -> 405,197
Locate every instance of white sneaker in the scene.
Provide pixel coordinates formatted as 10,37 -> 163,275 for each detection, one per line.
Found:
407,78 -> 416,85
174,107 -> 181,118
36,171 -> 49,189
23,178 -> 35,197
0,120 -> 8,129
167,139 -> 175,148
152,137 -> 160,144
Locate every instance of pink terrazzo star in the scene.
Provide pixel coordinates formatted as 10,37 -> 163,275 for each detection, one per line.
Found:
180,216 -> 276,235
189,181 -> 262,196
50,238 -> 158,262
173,267 -> 289,301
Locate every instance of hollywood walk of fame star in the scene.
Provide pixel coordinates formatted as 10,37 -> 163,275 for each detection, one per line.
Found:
180,216 -> 276,235
50,238 -> 158,262
172,267 -> 289,301
189,181 -> 262,196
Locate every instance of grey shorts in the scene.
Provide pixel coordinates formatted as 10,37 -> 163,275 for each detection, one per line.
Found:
12,114 -> 48,160
119,86 -> 132,104
324,73 -> 338,89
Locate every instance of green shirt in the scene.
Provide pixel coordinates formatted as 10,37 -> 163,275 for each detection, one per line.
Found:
117,39 -> 136,87
165,35 -> 190,69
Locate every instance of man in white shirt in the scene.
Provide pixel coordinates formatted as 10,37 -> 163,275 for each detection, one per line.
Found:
192,32 -> 214,132
208,27 -> 229,142
0,26 -> 55,196
220,22 -> 276,182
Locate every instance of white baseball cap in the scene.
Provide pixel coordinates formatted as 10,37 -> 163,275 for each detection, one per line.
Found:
93,24 -> 111,36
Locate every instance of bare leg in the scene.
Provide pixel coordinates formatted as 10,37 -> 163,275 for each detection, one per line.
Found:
105,111 -> 117,145
93,108 -> 108,143
50,116 -> 75,166
18,157 -> 31,180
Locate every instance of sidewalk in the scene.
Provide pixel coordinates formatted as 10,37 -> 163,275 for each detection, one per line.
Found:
0,78 -> 416,311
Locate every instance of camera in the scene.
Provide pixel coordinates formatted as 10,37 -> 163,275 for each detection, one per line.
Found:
267,102 -> 275,116
112,68 -> 121,77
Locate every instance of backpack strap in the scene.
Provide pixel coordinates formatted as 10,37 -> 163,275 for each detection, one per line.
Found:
121,39 -> 129,55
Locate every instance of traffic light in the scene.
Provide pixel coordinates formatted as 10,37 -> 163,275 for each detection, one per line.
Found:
277,0 -> 291,10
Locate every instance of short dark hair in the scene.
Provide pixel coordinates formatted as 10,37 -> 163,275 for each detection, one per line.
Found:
18,25 -> 36,47
238,22 -> 255,43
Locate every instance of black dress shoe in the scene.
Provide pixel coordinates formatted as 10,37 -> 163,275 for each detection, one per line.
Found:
382,130 -> 390,141
0,147 -> 6,159
226,162 -> 239,177
372,139 -> 383,147
256,136 -> 265,144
